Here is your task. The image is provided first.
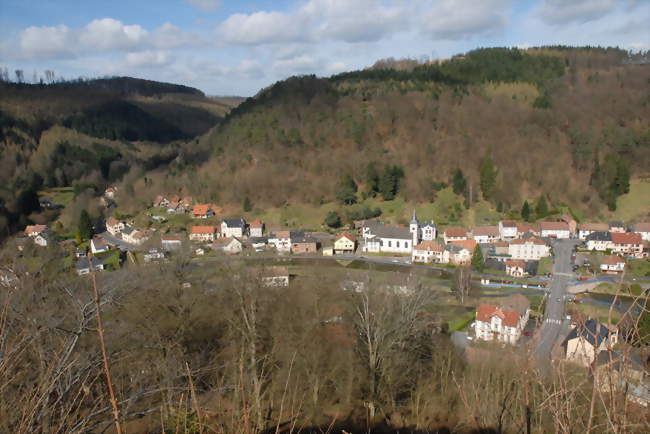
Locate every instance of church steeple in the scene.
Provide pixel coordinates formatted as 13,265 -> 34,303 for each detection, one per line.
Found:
410,209 -> 418,225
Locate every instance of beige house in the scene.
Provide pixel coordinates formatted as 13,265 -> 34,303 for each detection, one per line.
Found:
212,237 -> 243,254
564,319 -> 614,367
443,227 -> 469,244
472,225 -> 500,244
508,237 -> 550,261
106,217 -> 125,236
411,240 -> 448,264
189,226 -> 217,242
600,255 -> 625,273
334,234 -> 356,254
611,232 -> 644,258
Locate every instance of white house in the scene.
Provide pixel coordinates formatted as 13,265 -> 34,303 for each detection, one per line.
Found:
508,237 -> 550,261
472,225 -> 500,244
106,217 -> 125,236
269,231 -> 303,253
249,220 -> 264,237
411,240 -> 448,264
91,236 -> 110,254
505,260 -> 527,277
362,224 -> 413,254
578,223 -> 609,241
474,295 -> 530,344
540,221 -> 570,239
213,237 -> 243,254
600,255 -> 625,273
104,186 -> 117,199
189,226 -> 217,242
421,222 -> 437,241
221,218 -> 247,238
498,220 -> 518,241
631,222 -> 650,242
585,231 -> 613,252
153,195 -> 170,208
609,221 -> 626,233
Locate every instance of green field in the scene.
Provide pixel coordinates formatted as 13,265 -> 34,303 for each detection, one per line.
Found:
38,186 -> 74,207
611,180 -> 650,222
627,259 -> 650,277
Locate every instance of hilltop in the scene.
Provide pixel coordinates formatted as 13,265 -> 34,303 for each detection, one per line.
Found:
0,77 -> 243,236
143,47 -> 648,226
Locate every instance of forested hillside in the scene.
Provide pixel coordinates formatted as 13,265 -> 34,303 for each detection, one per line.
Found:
0,77 -> 242,237
162,47 -> 648,222
1,47 -> 649,239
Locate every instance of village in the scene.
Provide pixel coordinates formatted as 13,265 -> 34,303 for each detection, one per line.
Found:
11,186 -> 650,407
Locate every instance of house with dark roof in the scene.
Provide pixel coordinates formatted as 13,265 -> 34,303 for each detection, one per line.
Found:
221,218 -> 247,238
631,222 -> 650,242
609,221 -> 626,233
291,236 -> 318,254
75,256 -> 104,276
578,222 -> 610,240
595,350 -> 649,407
585,231 -> 613,251
362,223 -> 414,254
564,319 -> 614,366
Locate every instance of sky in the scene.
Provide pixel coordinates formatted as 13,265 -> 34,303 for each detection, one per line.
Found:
0,0 -> 648,96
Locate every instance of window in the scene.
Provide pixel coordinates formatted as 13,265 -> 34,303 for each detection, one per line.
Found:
388,241 -> 391,248
396,241 -> 400,248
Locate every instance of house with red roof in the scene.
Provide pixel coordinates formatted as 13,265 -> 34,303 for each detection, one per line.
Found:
505,260 -> 527,277
334,234 -> 356,254
631,222 -> 650,242
189,226 -> 218,242
610,232 -> 644,258
472,225 -> 500,244
192,204 -> 215,219
411,240 -> 448,264
443,227 -> 468,244
474,295 -> 530,344
540,221 -> 570,239
249,220 -> 264,237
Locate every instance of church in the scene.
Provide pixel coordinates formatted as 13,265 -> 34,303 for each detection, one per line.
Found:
362,211 -> 437,254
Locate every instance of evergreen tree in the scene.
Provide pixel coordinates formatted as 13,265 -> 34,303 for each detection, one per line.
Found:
78,210 -> 93,240
471,244 -> 484,272
379,165 -> 404,200
365,163 -> 380,197
324,211 -> 342,228
521,200 -> 531,222
479,154 -> 497,201
336,174 -> 358,205
535,196 -> 548,217
451,168 -> 467,196
243,196 -> 252,212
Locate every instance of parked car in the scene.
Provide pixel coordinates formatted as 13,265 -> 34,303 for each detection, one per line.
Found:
524,332 -> 532,337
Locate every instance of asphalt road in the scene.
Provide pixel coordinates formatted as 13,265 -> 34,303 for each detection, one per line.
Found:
534,239 -> 580,371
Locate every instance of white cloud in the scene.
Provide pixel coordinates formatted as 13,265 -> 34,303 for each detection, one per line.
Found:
125,50 -> 173,67
536,0 -> 616,25
16,18 -> 197,59
420,0 -> 511,40
186,0 -> 220,12
217,0 -> 408,45
218,11 -> 308,45
235,59 -> 265,79
272,55 -> 322,75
